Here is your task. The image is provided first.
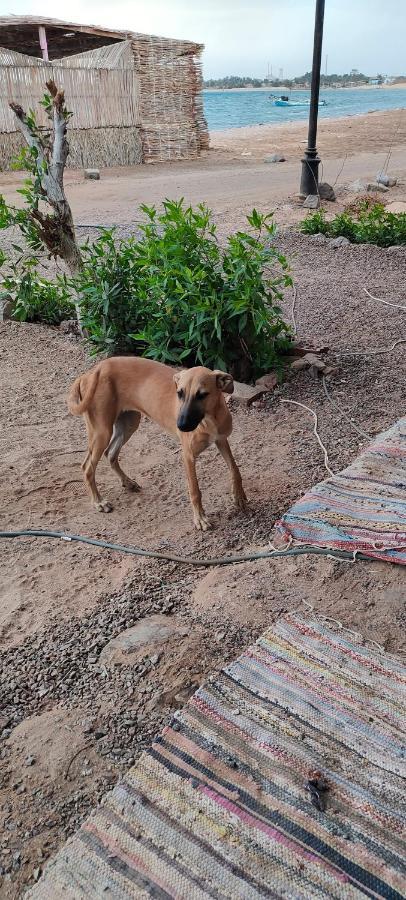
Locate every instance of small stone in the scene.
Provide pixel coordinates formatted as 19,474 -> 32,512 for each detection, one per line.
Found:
231,382 -> 266,407
264,153 -> 286,163
318,182 -> 336,201
0,294 -> 15,321
346,179 -> 367,193
311,233 -> 328,243
255,372 -> 278,392
33,867 -> 42,881
376,173 -> 397,187
291,353 -> 326,373
84,169 -> 100,180
303,194 -> 320,209
25,755 -> 36,767
366,182 -> 388,193
330,236 -> 350,248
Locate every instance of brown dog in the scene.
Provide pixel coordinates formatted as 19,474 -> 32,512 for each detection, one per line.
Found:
67,357 -> 247,530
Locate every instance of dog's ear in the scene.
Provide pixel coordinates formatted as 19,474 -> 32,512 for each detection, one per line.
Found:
173,371 -> 184,387
215,371 -> 234,394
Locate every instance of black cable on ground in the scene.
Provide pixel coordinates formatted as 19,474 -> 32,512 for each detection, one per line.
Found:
0,528 -> 385,568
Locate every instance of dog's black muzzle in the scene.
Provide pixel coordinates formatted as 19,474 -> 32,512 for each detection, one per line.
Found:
177,405 -> 204,433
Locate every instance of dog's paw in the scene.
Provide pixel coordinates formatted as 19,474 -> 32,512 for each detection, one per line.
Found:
194,511 -> 212,531
123,479 -> 141,493
234,491 -> 248,512
95,499 -> 113,513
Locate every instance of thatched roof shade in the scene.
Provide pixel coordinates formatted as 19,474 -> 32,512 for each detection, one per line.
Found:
0,16 -> 202,60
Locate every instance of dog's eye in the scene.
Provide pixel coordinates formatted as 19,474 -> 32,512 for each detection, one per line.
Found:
177,389 -> 184,399
196,390 -> 208,400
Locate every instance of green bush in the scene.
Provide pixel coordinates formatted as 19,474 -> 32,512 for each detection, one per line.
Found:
301,201 -> 406,246
75,201 -> 292,379
76,229 -> 148,353
1,256 -> 75,325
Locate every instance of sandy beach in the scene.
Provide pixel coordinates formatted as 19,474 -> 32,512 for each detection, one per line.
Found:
210,107 -> 406,161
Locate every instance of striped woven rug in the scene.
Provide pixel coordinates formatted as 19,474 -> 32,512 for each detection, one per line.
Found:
30,615 -> 406,899
276,416 -> 406,565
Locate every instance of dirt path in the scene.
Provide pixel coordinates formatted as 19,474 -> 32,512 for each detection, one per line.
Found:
1,109 -> 406,229
0,233 -> 405,896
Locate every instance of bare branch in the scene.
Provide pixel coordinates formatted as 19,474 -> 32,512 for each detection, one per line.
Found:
9,82 -> 84,330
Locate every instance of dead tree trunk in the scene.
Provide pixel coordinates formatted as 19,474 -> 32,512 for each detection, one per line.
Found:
10,80 -> 83,328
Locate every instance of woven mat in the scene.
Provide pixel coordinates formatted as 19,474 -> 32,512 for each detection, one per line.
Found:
30,614 -> 405,899
276,417 -> 406,565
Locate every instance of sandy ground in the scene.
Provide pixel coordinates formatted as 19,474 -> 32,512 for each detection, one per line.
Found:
1,228 -> 405,896
1,109 -> 406,230
0,108 -> 406,896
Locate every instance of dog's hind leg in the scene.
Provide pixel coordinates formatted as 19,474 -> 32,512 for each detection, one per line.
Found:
82,420 -> 114,513
216,437 -> 247,511
105,411 -> 141,492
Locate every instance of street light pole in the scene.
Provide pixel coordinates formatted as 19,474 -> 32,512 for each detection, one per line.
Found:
300,0 -> 325,197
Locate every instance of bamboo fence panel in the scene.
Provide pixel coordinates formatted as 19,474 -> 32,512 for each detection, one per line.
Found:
0,31 -> 209,168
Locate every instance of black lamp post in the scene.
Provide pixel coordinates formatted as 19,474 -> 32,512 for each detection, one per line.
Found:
300,0 -> 326,197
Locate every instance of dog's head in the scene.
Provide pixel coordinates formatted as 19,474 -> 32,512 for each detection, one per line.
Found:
174,366 -> 234,433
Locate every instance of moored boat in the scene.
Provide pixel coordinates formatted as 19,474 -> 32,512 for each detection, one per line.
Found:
273,95 -> 327,107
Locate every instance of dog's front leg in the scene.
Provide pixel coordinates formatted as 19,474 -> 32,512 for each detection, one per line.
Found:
216,437 -> 247,511
181,447 -> 211,531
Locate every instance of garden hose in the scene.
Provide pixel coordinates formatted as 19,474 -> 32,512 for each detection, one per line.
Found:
0,528 -> 382,567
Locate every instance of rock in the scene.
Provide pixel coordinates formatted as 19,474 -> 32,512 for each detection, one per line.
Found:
291,353 -> 327,373
255,372 -> 278,392
99,614 -> 180,668
376,173 -> 397,187
311,233 -> 328,244
0,293 -> 15,321
330,236 -> 350,248
264,153 -> 286,163
318,182 -> 336,201
346,179 -> 367,193
230,382 -> 266,407
385,201 -> 406,214
366,182 -> 388,193
59,319 -> 79,336
303,194 -> 320,209
84,169 -> 100,180
286,342 -> 329,359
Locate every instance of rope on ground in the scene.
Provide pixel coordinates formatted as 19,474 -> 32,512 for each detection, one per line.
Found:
321,376 -> 372,441
280,398 -> 335,477
338,338 -> 406,357
363,287 -> 406,312
1,528 -> 400,567
332,153 -> 348,188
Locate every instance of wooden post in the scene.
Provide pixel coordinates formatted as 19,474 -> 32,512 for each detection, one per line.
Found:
38,26 -> 49,62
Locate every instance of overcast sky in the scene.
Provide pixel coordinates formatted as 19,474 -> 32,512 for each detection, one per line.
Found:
3,0 -> 405,79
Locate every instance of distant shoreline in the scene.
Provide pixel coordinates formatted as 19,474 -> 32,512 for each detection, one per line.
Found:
203,83 -> 406,93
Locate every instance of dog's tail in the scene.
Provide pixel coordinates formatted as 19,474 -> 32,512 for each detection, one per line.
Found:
67,367 -> 100,416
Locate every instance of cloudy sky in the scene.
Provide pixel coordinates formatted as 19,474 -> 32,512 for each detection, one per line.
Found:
3,0 -> 405,79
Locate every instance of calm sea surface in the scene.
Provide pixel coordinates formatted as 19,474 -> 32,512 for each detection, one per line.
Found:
203,87 -> 406,131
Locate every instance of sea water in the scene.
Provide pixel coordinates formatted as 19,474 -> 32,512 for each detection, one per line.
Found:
203,87 -> 406,131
